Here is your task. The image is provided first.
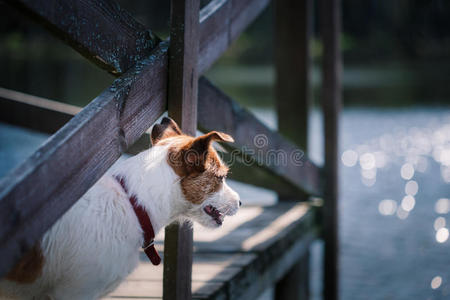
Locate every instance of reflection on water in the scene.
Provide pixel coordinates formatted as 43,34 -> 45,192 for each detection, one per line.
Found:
432,276 -> 443,290
341,118 -> 450,222
338,109 -> 450,299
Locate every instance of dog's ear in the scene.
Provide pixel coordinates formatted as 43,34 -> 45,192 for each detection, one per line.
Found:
151,117 -> 182,145
185,131 -> 234,167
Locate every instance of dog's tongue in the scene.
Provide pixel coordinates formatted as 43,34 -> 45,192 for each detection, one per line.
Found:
204,205 -> 213,214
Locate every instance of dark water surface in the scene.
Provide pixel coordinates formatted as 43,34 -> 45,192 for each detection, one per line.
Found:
1,108 -> 450,299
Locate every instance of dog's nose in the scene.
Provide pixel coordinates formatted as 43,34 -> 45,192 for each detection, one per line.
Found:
239,201 -> 242,207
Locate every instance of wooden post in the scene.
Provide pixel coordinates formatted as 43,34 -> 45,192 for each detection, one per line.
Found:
274,0 -> 312,202
274,0 -> 312,299
275,0 -> 312,151
163,0 -> 199,299
320,0 -> 341,299
275,251 -> 310,300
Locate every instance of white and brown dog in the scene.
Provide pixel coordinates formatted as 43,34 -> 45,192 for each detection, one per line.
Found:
0,117 -> 240,300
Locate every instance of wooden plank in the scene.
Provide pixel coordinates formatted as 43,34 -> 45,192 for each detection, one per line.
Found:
0,42 -> 170,278
197,77 -> 322,196
274,251 -> 310,300
163,0 -> 199,299
5,0 -> 161,75
0,87 -> 80,134
198,0 -> 270,73
274,0 -> 312,298
189,203 -> 316,254
105,205 -> 317,300
320,0 -> 342,299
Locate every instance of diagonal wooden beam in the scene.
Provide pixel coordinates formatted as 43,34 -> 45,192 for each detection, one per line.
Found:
5,0 -> 161,75
197,78 -> 321,196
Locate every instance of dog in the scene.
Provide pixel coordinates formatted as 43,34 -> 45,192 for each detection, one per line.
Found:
0,117 -> 240,300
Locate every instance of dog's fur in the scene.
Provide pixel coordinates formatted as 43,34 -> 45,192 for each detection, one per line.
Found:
0,118 -> 240,300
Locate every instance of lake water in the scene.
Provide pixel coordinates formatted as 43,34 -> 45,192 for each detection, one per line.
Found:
1,107 -> 449,299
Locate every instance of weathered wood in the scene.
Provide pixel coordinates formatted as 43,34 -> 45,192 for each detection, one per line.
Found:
219,151 -> 304,197
168,0 -> 200,135
5,0 -> 160,75
274,251 -> 310,300
7,0 -> 269,77
198,0 -> 270,73
0,87 -> 80,134
320,0 -> 342,299
198,77 -> 322,196
274,0 -> 312,297
164,0 -> 200,299
0,42 -> 169,277
104,204 -> 318,300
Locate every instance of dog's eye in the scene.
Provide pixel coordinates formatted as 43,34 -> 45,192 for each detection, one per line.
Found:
216,175 -> 225,181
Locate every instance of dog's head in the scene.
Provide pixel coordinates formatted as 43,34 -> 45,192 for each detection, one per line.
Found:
151,117 -> 240,228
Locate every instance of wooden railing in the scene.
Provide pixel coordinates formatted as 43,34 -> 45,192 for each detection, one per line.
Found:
0,0 -> 341,299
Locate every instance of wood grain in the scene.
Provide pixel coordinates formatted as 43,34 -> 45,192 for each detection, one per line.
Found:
164,0 -> 200,299
274,0 -> 313,297
5,0 -> 161,75
104,204 -> 318,300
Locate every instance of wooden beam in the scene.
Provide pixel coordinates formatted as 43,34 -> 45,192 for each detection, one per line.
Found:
0,42 -> 169,277
197,77 -> 322,196
0,87 -> 80,134
163,0 -> 199,299
5,0 -> 161,75
320,0 -> 342,299
0,87 -> 152,154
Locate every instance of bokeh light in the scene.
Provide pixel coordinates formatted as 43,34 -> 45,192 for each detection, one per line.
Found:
431,276 -> 443,289
435,198 -> 450,214
400,163 -> 415,180
405,180 -> 419,196
436,228 -> 449,243
342,150 -> 358,167
401,195 -> 415,212
360,153 -> 376,170
434,217 -> 446,231
378,199 -> 397,216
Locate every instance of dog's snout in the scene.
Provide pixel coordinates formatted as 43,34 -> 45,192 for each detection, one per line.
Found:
239,201 -> 242,207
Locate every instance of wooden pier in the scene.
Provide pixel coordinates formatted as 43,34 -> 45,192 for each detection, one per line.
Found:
0,0 -> 341,299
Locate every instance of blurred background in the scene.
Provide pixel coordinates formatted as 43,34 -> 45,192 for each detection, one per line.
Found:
1,0 -> 450,299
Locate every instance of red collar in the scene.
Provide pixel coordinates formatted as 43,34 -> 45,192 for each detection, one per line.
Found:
114,175 -> 161,266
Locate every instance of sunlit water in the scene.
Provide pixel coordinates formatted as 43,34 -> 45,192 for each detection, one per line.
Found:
1,108 -> 450,299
